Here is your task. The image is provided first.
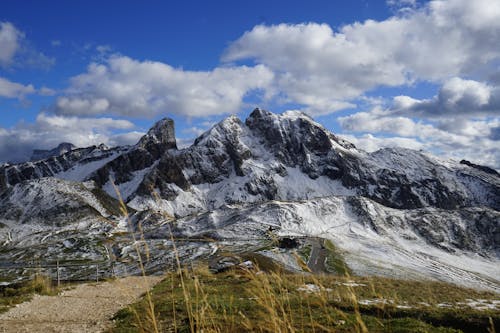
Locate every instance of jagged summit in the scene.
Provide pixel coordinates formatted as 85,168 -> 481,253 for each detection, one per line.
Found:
137,117 -> 177,150
3,109 -> 499,212
31,142 -> 76,161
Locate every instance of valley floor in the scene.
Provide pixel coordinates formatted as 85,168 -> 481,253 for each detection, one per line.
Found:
0,276 -> 162,333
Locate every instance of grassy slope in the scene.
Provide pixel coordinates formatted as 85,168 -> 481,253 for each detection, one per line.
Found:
109,267 -> 499,333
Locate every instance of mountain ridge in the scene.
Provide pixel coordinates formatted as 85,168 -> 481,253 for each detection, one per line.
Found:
0,108 -> 498,290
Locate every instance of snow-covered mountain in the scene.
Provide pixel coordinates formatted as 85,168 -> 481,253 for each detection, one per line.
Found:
0,108 -> 498,290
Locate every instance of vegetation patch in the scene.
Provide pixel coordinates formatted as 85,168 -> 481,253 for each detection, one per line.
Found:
324,239 -> 352,276
109,266 -> 499,333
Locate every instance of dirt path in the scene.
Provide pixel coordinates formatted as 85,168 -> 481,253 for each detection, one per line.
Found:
0,275 -> 163,333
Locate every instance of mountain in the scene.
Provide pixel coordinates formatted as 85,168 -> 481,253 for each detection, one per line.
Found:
30,142 -> 76,161
0,108 -> 498,290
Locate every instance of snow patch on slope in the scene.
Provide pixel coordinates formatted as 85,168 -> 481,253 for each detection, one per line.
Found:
174,196 -> 500,291
57,150 -> 122,182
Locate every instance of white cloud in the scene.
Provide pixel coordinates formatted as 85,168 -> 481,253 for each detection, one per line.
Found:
0,21 -> 54,70
56,96 -> 110,115
392,77 -> 499,116
0,114 -> 136,163
108,131 -> 145,147
0,22 -> 55,101
338,107 -> 500,168
222,0 -> 500,115
0,77 -> 35,99
342,133 -> 424,152
38,86 -> 56,96
0,77 -> 57,100
0,22 -> 23,67
182,126 -> 209,137
54,55 -> 273,118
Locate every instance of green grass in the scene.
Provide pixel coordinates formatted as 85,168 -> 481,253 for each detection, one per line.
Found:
109,266 -> 499,333
324,239 -> 352,276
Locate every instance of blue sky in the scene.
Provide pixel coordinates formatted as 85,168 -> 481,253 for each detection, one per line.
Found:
1,0 -> 499,168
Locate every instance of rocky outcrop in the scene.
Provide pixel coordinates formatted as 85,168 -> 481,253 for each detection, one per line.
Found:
88,118 -> 177,189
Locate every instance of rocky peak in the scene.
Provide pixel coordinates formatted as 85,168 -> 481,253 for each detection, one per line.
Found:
137,118 -> 177,150
31,142 -> 76,161
244,108 -> 356,167
97,143 -> 110,150
194,115 -> 244,147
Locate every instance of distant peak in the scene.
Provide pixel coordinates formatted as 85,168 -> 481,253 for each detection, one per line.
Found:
30,142 -> 76,161
97,143 -> 109,150
56,142 -> 76,150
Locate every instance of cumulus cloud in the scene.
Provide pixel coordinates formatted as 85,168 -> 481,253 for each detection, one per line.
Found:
222,0 -> 500,115
342,133 -> 424,152
0,22 -> 23,67
108,131 -> 145,147
54,55 -> 273,118
490,126 -> 500,140
338,107 -> 500,168
0,77 -> 56,100
0,77 -> 35,99
392,77 -> 499,117
0,22 -> 55,101
0,21 -> 54,70
0,114 -> 137,163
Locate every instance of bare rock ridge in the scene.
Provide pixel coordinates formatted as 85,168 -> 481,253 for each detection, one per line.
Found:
0,144 -> 122,193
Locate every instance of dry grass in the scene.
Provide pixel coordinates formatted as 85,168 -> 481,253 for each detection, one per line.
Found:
0,273 -> 59,314
107,184 -> 499,333
108,262 -> 500,333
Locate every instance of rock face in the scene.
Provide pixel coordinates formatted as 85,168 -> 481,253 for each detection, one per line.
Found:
0,109 -> 499,290
0,144 -> 125,193
126,109 -> 500,214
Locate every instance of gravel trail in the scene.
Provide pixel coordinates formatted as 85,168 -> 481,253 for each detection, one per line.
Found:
0,276 -> 163,333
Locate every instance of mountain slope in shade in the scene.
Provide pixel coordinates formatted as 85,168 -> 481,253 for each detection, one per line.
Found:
0,108 -> 498,290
